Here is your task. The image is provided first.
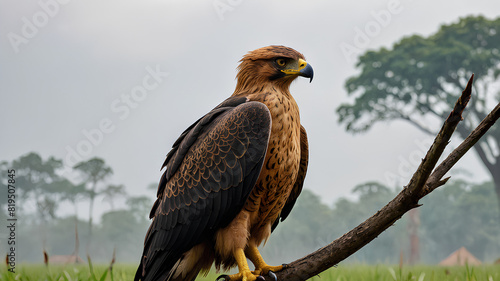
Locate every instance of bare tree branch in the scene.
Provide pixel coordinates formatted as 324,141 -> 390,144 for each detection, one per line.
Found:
266,74 -> 500,280
424,100 -> 500,195
456,125 -> 496,173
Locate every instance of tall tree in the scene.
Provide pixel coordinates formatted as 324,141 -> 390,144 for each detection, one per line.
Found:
337,15 -> 500,207
57,179 -> 87,260
126,195 -> 152,223
60,181 -> 87,219
10,152 -> 65,247
73,158 -> 113,245
101,184 -> 126,210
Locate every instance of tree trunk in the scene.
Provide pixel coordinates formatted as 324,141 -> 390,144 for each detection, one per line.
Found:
88,195 -> 94,238
407,208 -> 420,265
73,219 -> 80,263
73,201 -> 79,220
476,151 -> 500,212
493,169 -> 500,213
456,125 -> 500,211
87,185 -> 96,253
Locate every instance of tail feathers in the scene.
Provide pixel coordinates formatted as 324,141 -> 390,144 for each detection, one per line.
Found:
134,259 -> 145,281
167,256 -> 203,281
135,250 -> 206,281
134,251 -> 181,281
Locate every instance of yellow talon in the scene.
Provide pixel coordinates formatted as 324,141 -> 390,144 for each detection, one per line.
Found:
242,271 -> 257,281
246,245 -> 284,275
220,271 -> 257,281
218,247 -> 284,281
227,248 -> 258,281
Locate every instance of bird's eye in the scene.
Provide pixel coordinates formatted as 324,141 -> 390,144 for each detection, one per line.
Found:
276,58 -> 286,67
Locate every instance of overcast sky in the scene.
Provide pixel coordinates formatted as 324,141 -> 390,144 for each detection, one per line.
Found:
1,0 -> 498,217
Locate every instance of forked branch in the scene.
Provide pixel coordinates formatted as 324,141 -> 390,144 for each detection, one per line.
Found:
268,74 -> 500,281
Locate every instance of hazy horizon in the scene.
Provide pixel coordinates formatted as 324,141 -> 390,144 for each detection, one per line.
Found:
1,0 -> 497,220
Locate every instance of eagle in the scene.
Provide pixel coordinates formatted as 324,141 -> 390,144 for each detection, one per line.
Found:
135,45 -> 313,281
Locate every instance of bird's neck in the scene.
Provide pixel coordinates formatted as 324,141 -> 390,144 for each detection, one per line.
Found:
232,79 -> 294,99
235,82 -> 300,124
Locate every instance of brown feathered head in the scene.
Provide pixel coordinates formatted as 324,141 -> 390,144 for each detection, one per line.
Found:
234,45 -> 313,94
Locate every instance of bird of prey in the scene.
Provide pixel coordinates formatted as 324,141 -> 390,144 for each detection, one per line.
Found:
135,45 -> 313,281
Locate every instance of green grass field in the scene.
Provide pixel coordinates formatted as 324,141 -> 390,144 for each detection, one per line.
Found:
2,264 -> 500,281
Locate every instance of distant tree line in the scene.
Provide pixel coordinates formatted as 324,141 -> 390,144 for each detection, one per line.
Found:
0,152 -> 152,263
1,152 -> 498,264
263,180 -> 500,265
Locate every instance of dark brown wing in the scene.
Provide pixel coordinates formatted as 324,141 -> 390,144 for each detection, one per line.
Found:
135,98 -> 271,281
272,125 -> 309,231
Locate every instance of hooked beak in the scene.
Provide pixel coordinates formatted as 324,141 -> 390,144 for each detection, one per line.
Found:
298,60 -> 314,83
281,58 -> 314,82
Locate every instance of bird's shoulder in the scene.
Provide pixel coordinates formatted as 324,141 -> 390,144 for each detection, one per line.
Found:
156,96 -> 249,195
151,96 -> 271,217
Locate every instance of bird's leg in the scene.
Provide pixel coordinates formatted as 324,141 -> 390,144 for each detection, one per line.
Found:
235,248 -> 257,281
218,248 -> 259,281
246,245 -> 285,275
